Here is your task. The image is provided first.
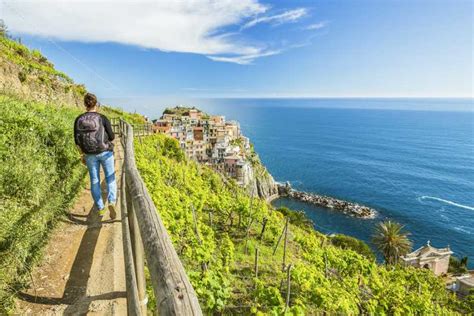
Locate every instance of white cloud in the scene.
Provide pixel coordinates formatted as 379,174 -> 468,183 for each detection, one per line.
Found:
1,0 -> 269,61
305,21 -> 328,30
207,50 -> 281,65
241,8 -> 308,30
1,1 -> 316,64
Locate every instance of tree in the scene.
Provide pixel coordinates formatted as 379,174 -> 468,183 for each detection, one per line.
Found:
330,234 -> 376,260
0,19 -> 7,37
449,256 -> 469,274
372,220 -> 412,265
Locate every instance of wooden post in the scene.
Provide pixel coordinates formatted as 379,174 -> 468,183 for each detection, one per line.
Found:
273,218 -> 288,256
191,205 -> 202,243
254,248 -> 259,278
243,189 -> 256,254
191,204 -> 207,272
284,263 -> 292,314
324,253 -> 328,278
228,211 -> 234,228
120,171 -> 141,316
282,218 -> 289,271
258,217 -> 267,240
127,187 -> 148,314
208,211 -> 213,228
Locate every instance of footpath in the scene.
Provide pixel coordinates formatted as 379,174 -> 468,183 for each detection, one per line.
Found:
15,140 -> 127,315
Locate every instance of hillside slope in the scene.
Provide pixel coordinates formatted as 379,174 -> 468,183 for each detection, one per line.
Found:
0,34 -> 145,313
0,36 -> 86,107
135,134 -> 461,315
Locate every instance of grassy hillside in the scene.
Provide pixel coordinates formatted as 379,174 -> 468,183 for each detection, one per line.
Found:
0,96 -> 85,311
0,35 -> 86,106
135,134 -> 462,315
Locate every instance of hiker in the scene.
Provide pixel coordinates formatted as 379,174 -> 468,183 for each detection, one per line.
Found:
74,93 -> 117,219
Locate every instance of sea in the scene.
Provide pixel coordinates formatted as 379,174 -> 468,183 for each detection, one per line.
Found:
106,97 -> 474,267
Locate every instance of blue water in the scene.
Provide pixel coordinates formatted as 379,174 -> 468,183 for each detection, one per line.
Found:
107,97 -> 474,266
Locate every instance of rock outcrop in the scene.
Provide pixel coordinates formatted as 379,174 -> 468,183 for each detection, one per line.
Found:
248,164 -> 279,201
277,182 -> 377,219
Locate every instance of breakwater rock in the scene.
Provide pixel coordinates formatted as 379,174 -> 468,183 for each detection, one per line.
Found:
277,182 -> 377,219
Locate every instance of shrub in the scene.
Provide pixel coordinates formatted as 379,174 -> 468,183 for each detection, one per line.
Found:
330,234 -> 376,260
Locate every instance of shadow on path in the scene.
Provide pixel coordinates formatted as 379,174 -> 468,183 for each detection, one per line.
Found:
18,180 -> 124,315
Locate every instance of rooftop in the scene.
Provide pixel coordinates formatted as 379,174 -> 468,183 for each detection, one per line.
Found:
401,241 -> 453,261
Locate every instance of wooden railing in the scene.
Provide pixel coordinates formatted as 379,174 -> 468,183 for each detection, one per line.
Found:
111,118 -> 153,137
118,119 -> 202,315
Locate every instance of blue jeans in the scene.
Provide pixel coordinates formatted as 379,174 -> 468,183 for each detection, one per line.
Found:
85,151 -> 117,210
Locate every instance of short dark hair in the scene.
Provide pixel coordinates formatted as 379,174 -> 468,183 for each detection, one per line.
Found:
84,93 -> 98,109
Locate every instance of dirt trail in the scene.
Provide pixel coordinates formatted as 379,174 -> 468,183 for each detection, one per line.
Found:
15,141 -> 127,315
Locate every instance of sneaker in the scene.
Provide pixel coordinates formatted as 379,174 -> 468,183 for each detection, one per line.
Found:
108,202 -> 117,220
98,208 -> 106,217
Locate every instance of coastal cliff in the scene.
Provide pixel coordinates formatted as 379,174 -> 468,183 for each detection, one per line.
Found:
247,161 -> 279,201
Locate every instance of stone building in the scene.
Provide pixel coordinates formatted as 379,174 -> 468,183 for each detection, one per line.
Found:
454,274 -> 474,297
401,241 -> 453,276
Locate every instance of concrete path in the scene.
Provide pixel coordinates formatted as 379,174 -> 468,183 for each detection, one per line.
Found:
15,141 -> 127,315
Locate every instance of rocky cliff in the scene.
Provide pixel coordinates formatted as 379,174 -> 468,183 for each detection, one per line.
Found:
246,155 -> 279,201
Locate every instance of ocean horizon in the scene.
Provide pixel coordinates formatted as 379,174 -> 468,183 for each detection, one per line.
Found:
105,97 -> 474,267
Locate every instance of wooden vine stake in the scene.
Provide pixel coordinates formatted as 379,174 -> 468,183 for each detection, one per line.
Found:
284,263 -> 293,314
254,247 -> 259,278
208,211 -> 213,228
258,217 -> 268,240
273,218 -> 288,256
244,188 -> 256,254
324,253 -> 328,278
282,217 -> 289,271
191,204 -> 208,271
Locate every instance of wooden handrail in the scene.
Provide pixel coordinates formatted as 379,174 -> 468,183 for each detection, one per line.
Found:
119,119 -> 202,315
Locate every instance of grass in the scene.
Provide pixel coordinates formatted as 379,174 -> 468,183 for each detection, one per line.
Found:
0,95 -> 85,312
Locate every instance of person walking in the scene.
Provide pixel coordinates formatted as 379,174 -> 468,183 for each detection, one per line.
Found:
74,93 -> 117,219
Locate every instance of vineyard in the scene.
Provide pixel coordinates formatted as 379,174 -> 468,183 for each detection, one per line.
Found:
134,134 -> 463,315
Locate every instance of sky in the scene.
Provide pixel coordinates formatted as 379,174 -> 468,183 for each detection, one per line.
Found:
1,0 -> 473,100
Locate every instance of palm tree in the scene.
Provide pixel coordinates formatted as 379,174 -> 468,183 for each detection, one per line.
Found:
372,220 -> 412,265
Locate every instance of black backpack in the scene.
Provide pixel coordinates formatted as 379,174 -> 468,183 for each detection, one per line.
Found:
76,113 -> 109,153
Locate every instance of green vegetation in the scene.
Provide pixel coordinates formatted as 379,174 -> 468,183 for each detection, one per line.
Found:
372,220 -> 412,265
101,104 -> 146,125
0,96 -> 85,312
275,206 -> 313,231
163,105 -> 204,116
449,256 -> 469,275
463,289 -> 474,312
135,134 -> 461,315
0,29 -> 86,97
330,234 -> 376,261
0,36 -> 72,84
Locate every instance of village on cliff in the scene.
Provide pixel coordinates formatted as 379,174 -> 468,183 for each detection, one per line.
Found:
151,107 -> 255,186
